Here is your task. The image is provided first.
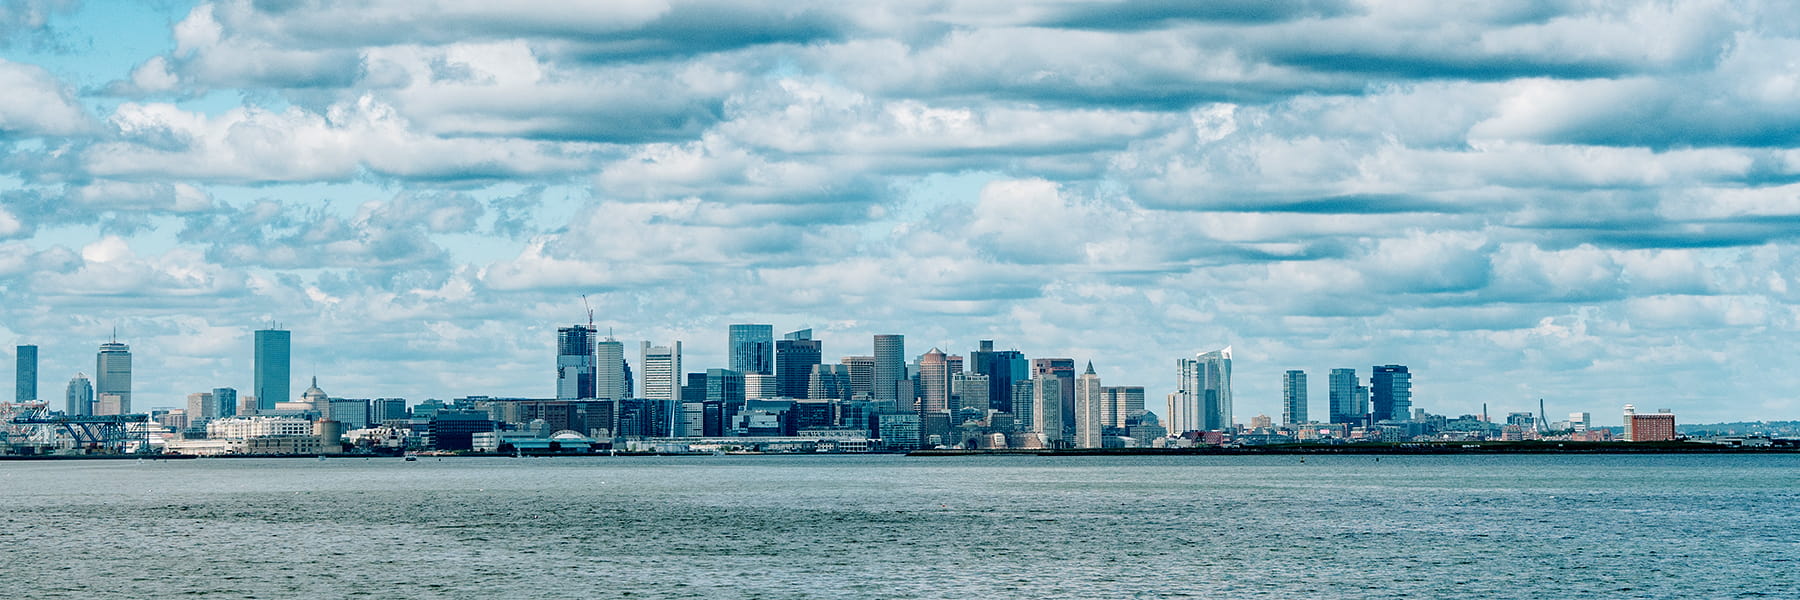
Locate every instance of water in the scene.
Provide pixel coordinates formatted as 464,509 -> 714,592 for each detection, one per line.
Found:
0,454 -> 1795,599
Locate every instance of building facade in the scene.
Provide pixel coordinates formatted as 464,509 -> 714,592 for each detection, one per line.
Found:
1074,362 -> 1103,449
15,344 -> 36,402
66,373 -> 93,416
1172,347 -> 1233,433
95,341 -> 131,415
1328,368 -> 1362,425
1371,365 -> 1412,422
872,334 -> 905,404
640,341 -> 682,403
253,328 -> 290,411
595,336 -> 627,400
728,324 -> 774,376
1283,370 -> 1308,426
556,325 -> 597,400
775,329 -> 821,399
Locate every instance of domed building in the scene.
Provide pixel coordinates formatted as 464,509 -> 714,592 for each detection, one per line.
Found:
301,377 -> 329,413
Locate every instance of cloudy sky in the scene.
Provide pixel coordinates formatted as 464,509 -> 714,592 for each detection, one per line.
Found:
2,0 -> 1797,425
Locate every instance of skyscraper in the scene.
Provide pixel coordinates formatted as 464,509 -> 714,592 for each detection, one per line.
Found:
918,348 -> 949,412
95,340 -> 131,415
1173,347 -> 1233,432
254,328 -> 291,410
15,344 -> 37,402
556,325 -> 597,400
970,341 -> 1028,413
1032,374 -> 1062,446
807,364 -> 851,401
640,341 -> 682,403
1012,379 -> 1036,432
728,324 -> 774,376
213,387 -> 238,418
950,372 -> 989,416
1282,370 -> 1307,426
1032,358 -> 1076,436
1074,362 -> 1103,449
187,392 -> 218,425
842,355 -> 874,399
1328,368 -> 1362,425
66,373 -> 93,416
1101,386 -> 1144,429
1371,365 -> 1412,422
872,334 -> 904,404
596,335 -> 627,400
776,329 -> 822,399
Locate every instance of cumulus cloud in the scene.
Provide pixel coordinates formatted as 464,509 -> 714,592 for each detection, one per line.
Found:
0,59 -> 92,136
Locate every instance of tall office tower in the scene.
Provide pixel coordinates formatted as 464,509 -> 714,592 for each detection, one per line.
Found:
1031,374 -> 1063,445
1328,368 -> 1360,424
1371,365 -> 1412,422
1031,358 -> 1077,435
1282,370 -> 1308,426
1353,385 -> 1369,422
66,373 -> 93,416
744,374 -> 777,400
370,398 -> 409,423
918,348 -> 949,412
842,356 -> 874,399
556,325 -> 597,400
1102,386 -> 1144,429
596,335 -> 627,400
971,341 -> 1028,413
728,324 -> 774,375
776,329 -> 822,399
253,328 -> 291,411
640,341 -> 682,402
945,354 -> 963,377
95,340 -> 132,415
16,344 -> 37,402
950,372 -> 988,416
1166,391 -> 1187,434
872,335 -> 904,403
1074,362 -> 1104,449
808,364 -> 851,401
706,368 -> 745,408
1012,379 -> 1036,431
186,392 -> 217,425
213,387 -> 238,418
1173,347 -> 1233,432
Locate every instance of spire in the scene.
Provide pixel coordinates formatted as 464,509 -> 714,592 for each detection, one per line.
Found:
1084,361 -> 1096,375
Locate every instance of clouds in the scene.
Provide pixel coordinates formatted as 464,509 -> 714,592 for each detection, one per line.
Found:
4,0 -> 1800,422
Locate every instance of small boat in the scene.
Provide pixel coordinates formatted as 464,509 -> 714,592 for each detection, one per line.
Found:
403,454 -> 418,462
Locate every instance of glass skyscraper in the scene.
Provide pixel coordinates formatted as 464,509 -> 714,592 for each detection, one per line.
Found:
557,325 -> 597,400
728,324 -> 774,376
1172,347 -> 1233,433
1371,365 -> 1412,422
872,334 -> 904,404
1328,368 -> 1364,424
95,341 -> 131,415
253,328 -> 291,410
15,344 -> 36,402
775,329 -> 821,399
1282,370 -> 1307,426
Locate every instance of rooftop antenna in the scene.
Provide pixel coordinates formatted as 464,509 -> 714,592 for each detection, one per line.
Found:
581,294 -> 594,327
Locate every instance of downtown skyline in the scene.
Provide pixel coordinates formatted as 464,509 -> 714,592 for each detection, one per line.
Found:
3,1 -> 1800,424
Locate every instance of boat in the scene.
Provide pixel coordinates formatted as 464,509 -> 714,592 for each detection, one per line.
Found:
403,454 -> 418,462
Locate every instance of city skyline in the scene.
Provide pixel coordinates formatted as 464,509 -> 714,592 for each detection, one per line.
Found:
4,2 -> 1800,424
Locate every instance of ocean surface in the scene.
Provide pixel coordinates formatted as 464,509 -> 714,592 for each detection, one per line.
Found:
0,454 -> 1795,599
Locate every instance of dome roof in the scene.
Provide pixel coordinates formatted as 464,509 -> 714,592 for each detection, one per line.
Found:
301,376 -> 328,401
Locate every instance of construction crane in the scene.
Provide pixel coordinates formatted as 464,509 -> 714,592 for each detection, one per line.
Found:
581,294 -> 594,327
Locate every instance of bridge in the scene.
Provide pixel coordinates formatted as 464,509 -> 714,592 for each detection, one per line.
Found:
3,403 -> 151,454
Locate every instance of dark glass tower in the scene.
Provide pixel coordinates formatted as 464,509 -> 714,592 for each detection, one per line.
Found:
728,324 -> 774,376
775,329 -> 821,399
1371,365 -> 1412,422
253,328 -> 291,410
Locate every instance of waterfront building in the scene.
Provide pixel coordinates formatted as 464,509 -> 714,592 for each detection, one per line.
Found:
1283,370 -> 1308,426
186,392 -> 218,425
640,341 -> 682,402
877,412 -> 922,451
596,335 -> 627,400
15,344 -> 36,402
873,334 -> 905,403
1623,405 -> 1676,442
950,372 -> 989,416
1328,368 -> 1363,424
370,398 -> 408,423
556,325 -> 597,400
66,373 -> 93,416
207,415 -> 315,439
919,348 -> 949,412
1172,347 -> 1232,432
1371,365 -> 1412,422
1032,358 -> 1076,435
728,324 -> 774,376
95,340 -> 131,415
1074,362 -> 1103,449
329,398 -> 370,429
776,329 -> 822,399
253,328 -> 290,411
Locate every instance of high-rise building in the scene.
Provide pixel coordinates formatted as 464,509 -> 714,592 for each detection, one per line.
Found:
706,368 -> 745,409
1282,370 -> 1308,426
15,344 -> 37,402
213,387 -> 238,418
254,328 -> 291,411
918,348 -> 949,412
1371,365 -> 1412,422
744,373 -> 778,400
95,340 -> 132,415
950,372 -> 988,416
1622,405 -> 1676,442
1172,348 -> 1232,432
1569,412 -> 1591,433
842,356 -> 874,399
1032,358 -> 1076,436
1101,386 -> 1144,429
556,325 -> 597,400
370,398 -> 409,423
872,335 -> 904,403
1032,374 -> 1063,446
808,364 -> 851,401
187,392 -> 218,425
66,373 -> 93,416
728,324 -> 774,376
1074,362 -> 1104,449
640,342 -> 682,403
596,335 -> 627,400
970,341 -> 1028,413
776,329 -> 822,399
1328,368 -> 1363,424
1012,379 -> 1036,431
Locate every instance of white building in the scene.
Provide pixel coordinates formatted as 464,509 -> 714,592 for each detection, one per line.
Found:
1033,374 -> 1062,445
640,341 -> 682,402
1074,362 -> 1104,449
208,416 -> 314,439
